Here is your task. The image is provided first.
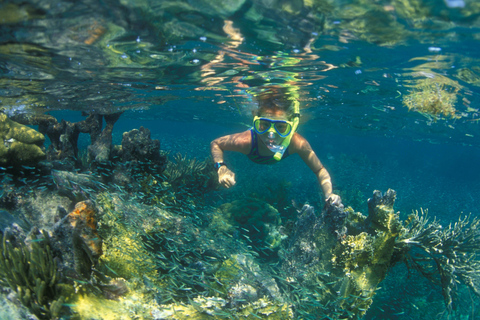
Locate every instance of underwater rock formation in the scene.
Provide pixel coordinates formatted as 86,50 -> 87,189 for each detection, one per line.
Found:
216,198 -> 284,253
10,111 -> 124,167
114,126 -> 162,163
323,196 -> 347,239
52,170 -> 103,205
279,189 -> 406,318
0,113 -> 45,166
88,112 -> 123,163
54,200 -> 103,278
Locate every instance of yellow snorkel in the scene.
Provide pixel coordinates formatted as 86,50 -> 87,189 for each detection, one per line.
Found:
273,100 -> 300,161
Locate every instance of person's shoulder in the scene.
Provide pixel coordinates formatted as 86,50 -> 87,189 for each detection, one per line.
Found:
214,129 -> 252,153
290,133 -> 312,153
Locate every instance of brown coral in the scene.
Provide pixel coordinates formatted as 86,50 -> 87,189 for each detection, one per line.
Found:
0,113 -> 45,165
67,201 -> 103,277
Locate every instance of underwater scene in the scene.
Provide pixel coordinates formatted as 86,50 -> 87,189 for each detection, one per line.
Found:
1,0 -> 480,319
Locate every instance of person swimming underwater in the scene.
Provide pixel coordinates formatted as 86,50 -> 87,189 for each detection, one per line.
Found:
210,86 -> 341,205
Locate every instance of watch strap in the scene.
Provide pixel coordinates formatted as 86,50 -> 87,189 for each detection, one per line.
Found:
214,162 -> 226,171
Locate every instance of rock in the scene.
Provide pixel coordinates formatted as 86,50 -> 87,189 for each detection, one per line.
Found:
51,170 -> 101,204
0,210 -> 27,232
53,200 -> 103,278
88,112 -> 122,163
0,113 -> 45,166
116,126 -> 162,163
323,198 -> 347,239
215,254 -> 283,307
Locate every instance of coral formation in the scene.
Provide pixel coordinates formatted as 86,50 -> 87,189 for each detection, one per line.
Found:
395,209 -> 480,313
2,108 -> 480,319
88,112 -> 123,163
216,198 -> 285,253
66,200 -> 103,277
0,113 -> 45,166
114,126 -> 163,163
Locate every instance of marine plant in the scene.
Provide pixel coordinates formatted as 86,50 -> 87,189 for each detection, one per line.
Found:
395,209 -> 480,313
403,78 -> 459,120
0,228 -> 70,319
163,153 -> 218,201
136,153 -> 217,212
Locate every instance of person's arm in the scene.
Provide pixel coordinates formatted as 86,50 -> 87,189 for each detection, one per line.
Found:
210,131 -> 251,188
290,133 -> 341,204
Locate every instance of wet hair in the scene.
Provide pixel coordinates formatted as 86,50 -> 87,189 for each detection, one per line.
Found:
255,86 -> 298,120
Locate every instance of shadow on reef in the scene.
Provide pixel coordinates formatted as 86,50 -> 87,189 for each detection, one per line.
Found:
2,111 -> 480,319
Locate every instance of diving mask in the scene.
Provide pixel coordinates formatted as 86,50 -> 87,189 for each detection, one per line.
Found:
253,117 -> 293,137
253,117 -> 294,153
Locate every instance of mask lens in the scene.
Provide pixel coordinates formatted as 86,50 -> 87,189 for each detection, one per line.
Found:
275,122 -> 291,135
254,118 -> 272,133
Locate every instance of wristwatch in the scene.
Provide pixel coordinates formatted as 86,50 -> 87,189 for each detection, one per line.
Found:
214,162 -> 226,171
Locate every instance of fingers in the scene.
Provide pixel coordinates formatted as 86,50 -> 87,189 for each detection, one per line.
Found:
326,194 -> 342,205
219,172 -> 236,188
224,177 -> 236,188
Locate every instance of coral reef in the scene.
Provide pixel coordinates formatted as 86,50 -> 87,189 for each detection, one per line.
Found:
2,107 -> 480,319
279,190 -> 409,318
216,198 -> 285,254
11,111 -> 128,168
0,113 -> 45,166
88,112 -> 123,163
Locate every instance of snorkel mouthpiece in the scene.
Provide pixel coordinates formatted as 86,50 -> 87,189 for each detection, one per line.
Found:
273,101 -> 300,161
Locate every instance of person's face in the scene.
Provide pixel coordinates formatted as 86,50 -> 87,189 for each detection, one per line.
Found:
255,108 -> 288,150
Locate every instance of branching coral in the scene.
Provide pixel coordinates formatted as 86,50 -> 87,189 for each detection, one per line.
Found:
396,209 -> 480,312
0,228 -> 68,319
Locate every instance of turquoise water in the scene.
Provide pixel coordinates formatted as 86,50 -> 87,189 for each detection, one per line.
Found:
1,0 -> 480,319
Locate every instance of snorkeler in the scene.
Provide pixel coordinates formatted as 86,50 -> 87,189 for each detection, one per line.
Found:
210,87 -> 341,205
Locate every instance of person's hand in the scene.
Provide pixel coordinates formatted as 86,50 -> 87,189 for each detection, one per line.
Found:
218,165 -> 236,188
326,193 -> 342,206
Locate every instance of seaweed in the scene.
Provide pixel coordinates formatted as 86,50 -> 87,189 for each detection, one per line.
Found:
0,228 -> 69,319
136,153 -> 217,213
403,78 -> 459,120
